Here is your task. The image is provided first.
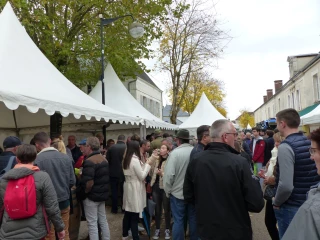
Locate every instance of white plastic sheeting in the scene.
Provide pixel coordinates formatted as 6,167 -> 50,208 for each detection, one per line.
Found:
0,3 -> 141,129
89,64 -> 178,130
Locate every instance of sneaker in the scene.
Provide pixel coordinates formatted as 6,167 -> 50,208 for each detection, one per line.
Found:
128,230 -> 132,237
138,225 -> 144,231
165,229 -> 171,240
153,229 -> 160,239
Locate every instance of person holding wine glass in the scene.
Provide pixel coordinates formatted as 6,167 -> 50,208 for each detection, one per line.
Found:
150,144 -> 171,240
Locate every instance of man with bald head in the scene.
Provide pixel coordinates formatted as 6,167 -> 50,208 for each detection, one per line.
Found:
184,119 -> 264,240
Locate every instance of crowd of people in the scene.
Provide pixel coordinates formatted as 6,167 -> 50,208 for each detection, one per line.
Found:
0,108 -> 320,239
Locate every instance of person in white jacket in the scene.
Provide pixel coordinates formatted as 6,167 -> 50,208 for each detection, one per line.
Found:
122,141 -> 155,240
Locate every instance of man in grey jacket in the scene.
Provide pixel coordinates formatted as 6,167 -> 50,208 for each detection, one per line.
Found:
163,129 -> 196,240
34,132 -> 75,240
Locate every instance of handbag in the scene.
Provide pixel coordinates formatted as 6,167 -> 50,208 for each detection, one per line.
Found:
263,185 -> 276,201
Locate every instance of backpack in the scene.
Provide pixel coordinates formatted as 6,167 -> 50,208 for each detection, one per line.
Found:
4,172 -> 37,219
0,156 -> 15,179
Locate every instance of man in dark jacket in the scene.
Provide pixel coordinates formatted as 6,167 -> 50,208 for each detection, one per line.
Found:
34,132 -> 75,240
106,134 -> 126,214
67,135 -> 82,163
81,136 -> 110,239
273,109 -> 320,238
0,136 -> 21,172
184,119 -> 264,240
190,125 -> 210,159
263,130 -> 274,166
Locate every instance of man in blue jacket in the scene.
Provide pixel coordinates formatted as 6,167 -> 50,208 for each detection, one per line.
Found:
273,109 -> 320,238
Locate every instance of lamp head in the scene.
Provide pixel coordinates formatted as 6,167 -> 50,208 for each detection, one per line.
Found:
129,22 -> 145,38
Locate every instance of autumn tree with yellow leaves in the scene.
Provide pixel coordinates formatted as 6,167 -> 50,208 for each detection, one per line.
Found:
158,0 -> 230,124
238,109 -> 255,129
169,71 -> 227,117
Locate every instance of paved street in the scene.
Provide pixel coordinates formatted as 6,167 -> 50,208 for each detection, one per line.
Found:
78,205 -> 271,240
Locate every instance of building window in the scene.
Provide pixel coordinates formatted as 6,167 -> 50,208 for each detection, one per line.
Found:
150,100 -> 154,114
268,107 -> 270,119
287,95 -> 291,108
273,104 -> 276,116
313,74 -> 320,101
143,96 -> 147,108
296,90 -> 301,110
291,92 -> 295,109
156,102 -> 160,117
278,98 -> 281,111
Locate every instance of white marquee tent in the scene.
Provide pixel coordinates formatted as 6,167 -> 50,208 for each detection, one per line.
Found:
301,106 -> 320,125
0,3 -> 141,130
246,123 -> 252,129
178,92 -> 226,135
89,63 -> 177,130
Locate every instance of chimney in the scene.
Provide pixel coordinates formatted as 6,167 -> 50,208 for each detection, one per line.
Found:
267,89 -> 273,100
274,80 -> 283,93
263,95 -> 268,103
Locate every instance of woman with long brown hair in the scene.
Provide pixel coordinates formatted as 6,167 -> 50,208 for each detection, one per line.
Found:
150,144 -> 171,239
122,141 -> 155,240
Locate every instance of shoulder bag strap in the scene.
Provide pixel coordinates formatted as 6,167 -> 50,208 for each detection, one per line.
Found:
42,205 -> 50,234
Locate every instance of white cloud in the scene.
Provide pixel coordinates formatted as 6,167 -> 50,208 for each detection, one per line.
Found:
143,0 -> 320,120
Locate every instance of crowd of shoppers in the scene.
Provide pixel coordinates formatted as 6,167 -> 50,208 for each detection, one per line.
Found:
1,108 -> 320,240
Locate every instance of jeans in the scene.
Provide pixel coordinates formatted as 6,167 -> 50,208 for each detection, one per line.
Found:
110,177 -> 124,213
122,211 -> 140,240
46,206 -> 70,240
254,162 -> 264,186
170,195 -> 199,240
83,198 -> 110,240
274,204 -> 299,239
265,200 -> 279,240
186,203 -> 198,240
152,182 -> 171,229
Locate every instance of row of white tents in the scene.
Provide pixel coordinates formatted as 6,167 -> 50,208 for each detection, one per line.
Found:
1,2 -> 252,141
0,3 -> 177,136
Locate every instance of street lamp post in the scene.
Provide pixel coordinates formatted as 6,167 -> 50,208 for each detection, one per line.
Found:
99,14 -> 144,147
99,14 -> 144,105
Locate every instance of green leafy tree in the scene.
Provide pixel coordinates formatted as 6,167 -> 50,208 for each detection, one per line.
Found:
0,0 -> 172,87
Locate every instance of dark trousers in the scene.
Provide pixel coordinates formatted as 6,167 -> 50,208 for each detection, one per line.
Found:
152,182 -> 171,229
110,177 -> 123,213
122,211 -> 140,240
265,200 -> 279,240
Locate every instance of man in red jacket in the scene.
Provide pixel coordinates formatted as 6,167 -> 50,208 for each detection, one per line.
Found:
250,127 -> 266,186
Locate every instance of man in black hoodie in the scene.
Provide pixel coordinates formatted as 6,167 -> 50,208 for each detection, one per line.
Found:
184,119 -> 264,240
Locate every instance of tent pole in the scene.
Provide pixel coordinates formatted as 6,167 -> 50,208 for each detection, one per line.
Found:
12,110 -> 19,137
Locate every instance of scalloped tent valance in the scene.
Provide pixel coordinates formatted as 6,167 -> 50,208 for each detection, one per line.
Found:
89,63 -> 178,130
0,2 -> 141,129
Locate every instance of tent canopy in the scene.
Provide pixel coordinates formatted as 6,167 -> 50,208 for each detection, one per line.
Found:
301,104 -> 320,125
246,123 -> 252,129
0,2 -> 141,129
178,92 -> 226,133
89,63 -> 177,130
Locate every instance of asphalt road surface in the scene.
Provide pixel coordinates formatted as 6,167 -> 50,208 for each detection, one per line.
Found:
78,205 -> 271,240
